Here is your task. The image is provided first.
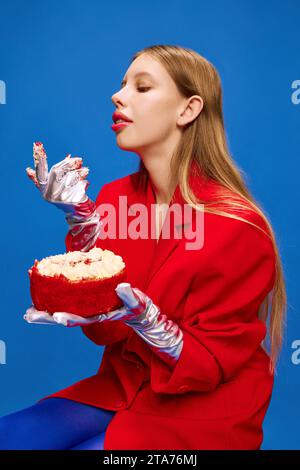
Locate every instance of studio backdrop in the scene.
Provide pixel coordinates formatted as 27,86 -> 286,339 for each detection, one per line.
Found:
0,0 -> 299,450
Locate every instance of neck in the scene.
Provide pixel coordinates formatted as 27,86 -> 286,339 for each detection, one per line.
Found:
149,172 -> 172,206
139,152 -> 177,206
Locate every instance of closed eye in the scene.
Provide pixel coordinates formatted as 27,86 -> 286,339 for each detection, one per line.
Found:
137,87 -> 151,92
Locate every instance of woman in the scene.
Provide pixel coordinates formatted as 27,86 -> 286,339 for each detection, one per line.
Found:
0,45 -> 286,450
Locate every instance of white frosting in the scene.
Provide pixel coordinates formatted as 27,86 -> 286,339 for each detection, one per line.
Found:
36,247 -> 125,281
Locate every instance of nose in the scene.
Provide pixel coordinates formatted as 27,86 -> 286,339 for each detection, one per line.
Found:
111,91 -> 122,106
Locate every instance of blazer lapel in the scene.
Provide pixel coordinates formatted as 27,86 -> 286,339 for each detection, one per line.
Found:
143,180 -> 184,289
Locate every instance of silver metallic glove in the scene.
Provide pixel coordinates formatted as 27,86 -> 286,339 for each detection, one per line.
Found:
26,142 -> 103,251
24,306 -> 105,326
116,283 -> 184,369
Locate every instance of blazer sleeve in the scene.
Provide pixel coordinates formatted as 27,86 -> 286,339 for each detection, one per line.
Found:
65,183 -> 132,346
150,217 -> 276,395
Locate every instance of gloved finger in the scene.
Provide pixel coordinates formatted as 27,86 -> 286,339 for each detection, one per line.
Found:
62,167 -> 89,188
36,159 -> 49,188
24,306 -> 58,325
99,306 -> 129,322
26,167 -> 39,188
33,142 -> 49,188
115,283 -> 139,308
115,283 -> 147,315
49,159 -> 84,190
49,154 -> 71,173
51,155 -> 83,176
52,311 -> 104,327
78,167 -> 90,180
64,169 -> 81,188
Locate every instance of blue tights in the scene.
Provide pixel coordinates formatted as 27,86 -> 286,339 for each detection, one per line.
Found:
0,398 -> 116,450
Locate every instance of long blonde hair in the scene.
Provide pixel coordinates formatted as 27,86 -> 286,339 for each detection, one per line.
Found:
130,44 -> 287,376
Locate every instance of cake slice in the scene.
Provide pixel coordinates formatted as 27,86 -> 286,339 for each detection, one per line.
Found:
28,247 -> 127,317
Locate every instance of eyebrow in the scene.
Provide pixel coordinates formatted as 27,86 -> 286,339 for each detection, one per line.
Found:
121,72 -> 155,86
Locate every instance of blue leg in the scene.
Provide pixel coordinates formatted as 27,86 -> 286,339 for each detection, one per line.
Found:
0,398 -> 115,450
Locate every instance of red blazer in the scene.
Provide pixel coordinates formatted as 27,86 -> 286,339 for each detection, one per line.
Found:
38,166 -> 276,450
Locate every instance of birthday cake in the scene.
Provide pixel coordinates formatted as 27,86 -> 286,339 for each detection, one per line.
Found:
28,247 -> 127,317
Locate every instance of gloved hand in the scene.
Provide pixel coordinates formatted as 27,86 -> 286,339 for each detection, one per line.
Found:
24,282 -> 184,369
26,142 -> 103,251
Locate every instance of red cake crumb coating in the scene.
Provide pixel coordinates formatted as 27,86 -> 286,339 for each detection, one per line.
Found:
28,250 -> 127,318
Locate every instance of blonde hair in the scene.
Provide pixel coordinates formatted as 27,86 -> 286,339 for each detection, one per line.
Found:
130,44 -> 287,376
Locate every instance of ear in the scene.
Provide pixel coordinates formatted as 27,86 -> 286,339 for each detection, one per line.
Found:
177,95 -> 204,127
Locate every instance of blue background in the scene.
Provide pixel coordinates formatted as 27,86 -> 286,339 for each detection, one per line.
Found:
0,0 -> 299,449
